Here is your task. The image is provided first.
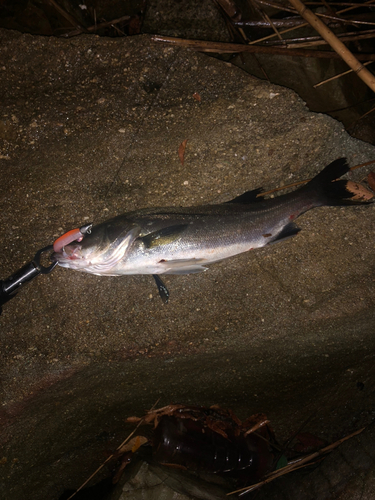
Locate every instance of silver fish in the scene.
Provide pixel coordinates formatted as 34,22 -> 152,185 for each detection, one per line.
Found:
53,159 -> 371,302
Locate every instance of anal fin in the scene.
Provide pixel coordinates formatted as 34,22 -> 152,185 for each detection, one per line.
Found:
270,222 -> 301,245
164,265 -> 208,275
153,274 -> 169,303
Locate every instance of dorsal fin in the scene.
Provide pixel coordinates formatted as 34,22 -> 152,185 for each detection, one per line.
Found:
226,188 -> 264,204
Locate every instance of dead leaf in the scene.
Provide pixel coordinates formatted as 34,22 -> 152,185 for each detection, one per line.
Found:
367,171 -> 375,191
178,139 -> 188,165
159,462 -> 188,470
112,450 -> 138,484
294,432 -> 327,453
214,0 -> 239,19
128,16 -> 141,35
345,180 -> 374,201
126,416 -> 142,423
192,92 -> 201,102
205,417 -> 229,439
244,419 -> 270,436
117,435 -> 148,455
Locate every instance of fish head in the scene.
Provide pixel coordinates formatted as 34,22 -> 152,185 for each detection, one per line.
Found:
52,217 -> 140,274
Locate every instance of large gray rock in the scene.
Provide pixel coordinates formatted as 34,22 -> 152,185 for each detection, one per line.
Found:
0,30 -> 374,499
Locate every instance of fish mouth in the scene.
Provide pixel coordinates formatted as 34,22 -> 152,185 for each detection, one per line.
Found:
52,243 -> 83,264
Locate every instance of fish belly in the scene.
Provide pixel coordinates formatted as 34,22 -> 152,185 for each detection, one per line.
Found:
113,230 -> 276,275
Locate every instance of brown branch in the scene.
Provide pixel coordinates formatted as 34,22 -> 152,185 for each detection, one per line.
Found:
305,1 -> 375,8
348,105 -> 375,130
249,0 -> 285,41
236,18 -> 317,28
256,0 -> 375,16
266,29 -> 375,48
44,0 -> 88,32
307,10 -> 375,26
66,399 -> 160,500
65,15 -> 131,37
228,427 -> 366,496
212,0 -> 239,19
254,0 -> 298,14
151,35 -> 375,60
245,0 -> 375,45
314,61 -> 374,87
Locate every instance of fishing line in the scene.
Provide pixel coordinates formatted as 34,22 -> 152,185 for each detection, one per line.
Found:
92,46 -> 184,223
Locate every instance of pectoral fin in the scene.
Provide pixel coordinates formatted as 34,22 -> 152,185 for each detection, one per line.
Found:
160,258 -> 208,275
141,224 -> 189,249
166,265 -> 208,275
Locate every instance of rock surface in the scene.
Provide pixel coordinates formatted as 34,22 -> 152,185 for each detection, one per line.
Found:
0,30 -> 374,499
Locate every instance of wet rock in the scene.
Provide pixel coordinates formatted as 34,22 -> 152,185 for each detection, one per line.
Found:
0,29 -> 374,500
143,0 -> 230,41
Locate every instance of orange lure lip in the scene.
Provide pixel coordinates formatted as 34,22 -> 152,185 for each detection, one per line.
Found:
53,228 -> 84,253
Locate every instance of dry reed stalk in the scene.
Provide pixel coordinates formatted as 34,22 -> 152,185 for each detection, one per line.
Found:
314,61 -> 374,87
151,35 -> 375,60
248,0 -> 375,45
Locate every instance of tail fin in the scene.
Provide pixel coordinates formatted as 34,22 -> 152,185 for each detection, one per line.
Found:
305,158 -> 373,206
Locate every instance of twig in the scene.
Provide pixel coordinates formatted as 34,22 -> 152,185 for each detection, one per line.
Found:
44,0 -> 88,32
347,105 -> 375,130
256,0 -> 375,16
111,23 -> 127,37
66,399 -> 160,500
151,35 -> 375,60
287,0 -> 375,92
306,1 -> 375,5
254,0 -> 298,15
251,0 -> 285,42
244,0 -> 375,45
214,0 -> 269,76
305,11 -> 375,26
87,15 -> 131,32
320,0 -> 338,17
277,413 -> 315,465
213,0 -> 250,42
265,29 -> 375,48
314,61 -> 374,87
227,427 -> 366,496
356,105 -> 375,121
212,0 -> 239,19
237,17 -> 338,28
65,15 -> 131,37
